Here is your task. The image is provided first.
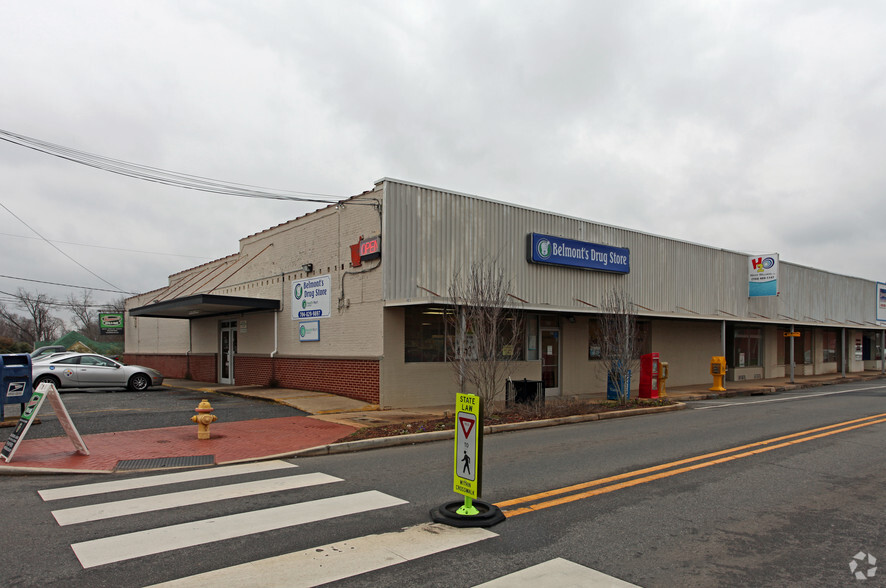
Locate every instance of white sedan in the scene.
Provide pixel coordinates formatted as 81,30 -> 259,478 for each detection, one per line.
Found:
32,352 -> 164,391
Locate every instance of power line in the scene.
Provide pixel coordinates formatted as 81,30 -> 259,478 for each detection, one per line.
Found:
0,201 -> 129,293
0,232 -> 211,260
0,128 -> 371,205
0,290 -> 119,310
0,274 -> 129,294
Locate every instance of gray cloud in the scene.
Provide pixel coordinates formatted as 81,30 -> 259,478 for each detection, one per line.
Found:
2,0 -> 885,327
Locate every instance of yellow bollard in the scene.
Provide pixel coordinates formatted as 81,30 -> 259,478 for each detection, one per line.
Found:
191,399 -> 218,440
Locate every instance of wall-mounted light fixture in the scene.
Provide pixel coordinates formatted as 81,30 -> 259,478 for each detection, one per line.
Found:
301,263 -> 313,273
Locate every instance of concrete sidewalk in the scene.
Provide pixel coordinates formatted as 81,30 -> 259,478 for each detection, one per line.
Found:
2,371 -> 883,475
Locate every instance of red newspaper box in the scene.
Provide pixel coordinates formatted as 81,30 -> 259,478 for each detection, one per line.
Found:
639,352 -> 660,398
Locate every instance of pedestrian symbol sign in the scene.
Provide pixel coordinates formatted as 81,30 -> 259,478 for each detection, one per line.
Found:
458,414 -> 476,480
453,393 -> 482,499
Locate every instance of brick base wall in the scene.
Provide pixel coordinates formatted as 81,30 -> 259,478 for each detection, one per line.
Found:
124,354 -> 380,404
124,354 -> 217,382
238,356 -> 380,404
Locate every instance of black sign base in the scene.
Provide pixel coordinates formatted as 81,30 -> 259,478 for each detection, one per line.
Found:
430,500 -> 505,528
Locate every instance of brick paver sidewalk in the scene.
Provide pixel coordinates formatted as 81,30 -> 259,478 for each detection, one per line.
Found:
2,416 -> 356,472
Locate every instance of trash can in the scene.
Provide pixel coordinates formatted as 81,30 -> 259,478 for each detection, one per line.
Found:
1,354 -> 33,420
506,379 -> 544,407
606,370 -> 632,401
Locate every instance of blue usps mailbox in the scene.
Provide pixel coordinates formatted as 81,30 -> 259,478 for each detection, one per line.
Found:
0,354 -> 33,420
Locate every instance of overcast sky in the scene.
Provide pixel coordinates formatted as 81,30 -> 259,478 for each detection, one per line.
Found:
2,1 -> 885,327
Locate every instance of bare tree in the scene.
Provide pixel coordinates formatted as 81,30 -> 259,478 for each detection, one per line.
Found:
447,260 -> 524,413
103,296 -> 126,314
67,290 -> 98,338
0,289 -> 65,344
594,288 -> 638,406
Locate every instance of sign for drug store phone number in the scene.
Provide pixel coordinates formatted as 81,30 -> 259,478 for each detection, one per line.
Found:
292,275 -> 331,319
527,233 -> 630,274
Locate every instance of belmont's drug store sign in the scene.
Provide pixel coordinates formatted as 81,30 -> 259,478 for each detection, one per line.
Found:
527,233 -> 630,274
292,275 -> 332,320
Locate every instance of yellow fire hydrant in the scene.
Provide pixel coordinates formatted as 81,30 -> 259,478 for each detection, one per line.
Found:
191,399 -> 218,440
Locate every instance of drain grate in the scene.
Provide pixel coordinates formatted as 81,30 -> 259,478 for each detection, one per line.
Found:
116,455 -> 215,471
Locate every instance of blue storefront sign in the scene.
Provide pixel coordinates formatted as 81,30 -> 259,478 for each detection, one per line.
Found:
527,233 -> 630,274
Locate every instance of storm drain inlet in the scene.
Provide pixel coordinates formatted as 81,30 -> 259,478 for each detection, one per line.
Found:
115,455 -> 215,471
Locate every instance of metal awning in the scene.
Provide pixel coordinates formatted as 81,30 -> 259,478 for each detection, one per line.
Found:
130,294 -> 281,319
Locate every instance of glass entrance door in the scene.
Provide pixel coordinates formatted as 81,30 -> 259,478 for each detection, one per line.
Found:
541,327 -> 560,396
219,321 -> 237,384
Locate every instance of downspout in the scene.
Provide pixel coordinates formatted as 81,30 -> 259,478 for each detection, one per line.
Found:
187,319 -> 193,380
270,272 -> 283,385
841,327 -> 846,378
271,272 -> 283,360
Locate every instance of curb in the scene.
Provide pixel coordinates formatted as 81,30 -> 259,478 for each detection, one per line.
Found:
0,465 -> 115,476
671,373 -> 886,401
293,402 -> 686,457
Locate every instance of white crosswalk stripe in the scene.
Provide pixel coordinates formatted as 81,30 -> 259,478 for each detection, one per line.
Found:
474,557 -> 641,587
38,460 -> 298,501
71,490 -> 407,568
37,460 -> 514,584
51,471 -> 342,525
146,522 -> 498,588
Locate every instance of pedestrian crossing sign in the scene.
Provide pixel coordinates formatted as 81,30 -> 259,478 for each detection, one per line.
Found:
453,393 -> 482,499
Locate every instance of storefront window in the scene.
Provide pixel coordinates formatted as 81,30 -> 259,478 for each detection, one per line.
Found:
783,329 -> 811,365
635,321 -> 651,357
863,332 -> 883,360
526,315 -> 539,361
588,321 -> 602,359
733,327 -> 762,367
405,306 -> 524,363
497,313 -> 524,360
588,319 -> 650,360
404,306 -> 450,362
822,329 -> 838,363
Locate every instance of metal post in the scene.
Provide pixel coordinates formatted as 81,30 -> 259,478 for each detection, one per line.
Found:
882,331 -> 885,375
721,321 -> 726,357
459,308 -> 466,395
841,328 -> 846,378
790,325 -> 795,384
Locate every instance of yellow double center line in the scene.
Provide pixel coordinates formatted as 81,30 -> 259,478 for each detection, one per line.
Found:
496,412 -> 886,517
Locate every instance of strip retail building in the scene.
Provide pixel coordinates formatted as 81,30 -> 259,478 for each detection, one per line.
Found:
125,178 -> 886,407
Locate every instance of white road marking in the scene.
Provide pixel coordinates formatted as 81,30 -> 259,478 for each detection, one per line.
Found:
692,385 -> 886,410
52,472 -> 341,526
474,557 -> 641,587
146,522 -> 497,588
38,460 -> 298,501
71,490 -> 408,569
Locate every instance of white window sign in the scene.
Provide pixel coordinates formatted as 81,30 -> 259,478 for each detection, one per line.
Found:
292,275 -> 332,320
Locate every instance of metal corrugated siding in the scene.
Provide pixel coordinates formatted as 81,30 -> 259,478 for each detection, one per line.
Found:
381,179 -> 879,328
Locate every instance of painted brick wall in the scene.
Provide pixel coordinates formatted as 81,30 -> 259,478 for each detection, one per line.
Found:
237,355 -> 380,404
125,354 -> 217,382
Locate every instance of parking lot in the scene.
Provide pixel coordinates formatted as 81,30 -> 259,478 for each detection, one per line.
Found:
1,385 -> 307,439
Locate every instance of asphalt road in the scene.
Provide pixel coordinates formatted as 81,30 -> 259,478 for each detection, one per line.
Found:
3,379 -> 886,587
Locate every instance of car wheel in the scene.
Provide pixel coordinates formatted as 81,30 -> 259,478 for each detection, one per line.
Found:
128,373 -> 151,391
34,375 -> 61,389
